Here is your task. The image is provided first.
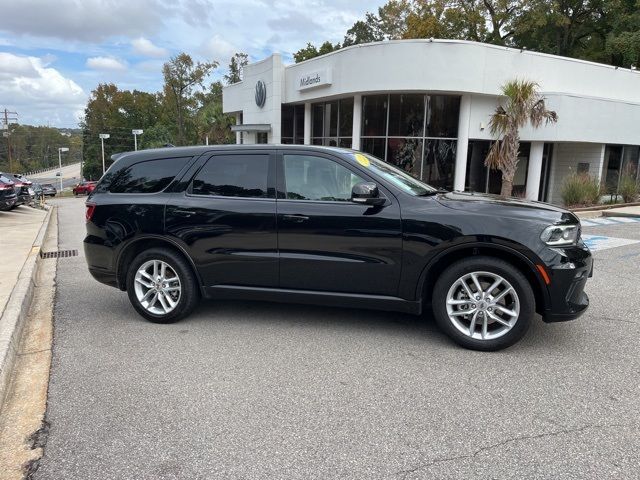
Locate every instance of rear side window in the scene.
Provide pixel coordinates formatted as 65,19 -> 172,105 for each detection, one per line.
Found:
191,154 -> 269,198
109,157 -> 188,193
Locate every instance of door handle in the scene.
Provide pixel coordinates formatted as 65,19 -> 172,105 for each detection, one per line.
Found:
174,208 -> 196,216
282,214 -> 309,223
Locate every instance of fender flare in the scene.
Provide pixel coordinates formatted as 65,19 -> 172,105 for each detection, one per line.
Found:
415,239 -> 550,308
114,234 -> 204,290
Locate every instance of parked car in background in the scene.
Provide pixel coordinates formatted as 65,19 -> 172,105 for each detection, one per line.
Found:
84,145 -> 593,351
0,173 -> 33,207
41,183 -> 57,197
73,181 -> 97,196
0,176 -> 17,211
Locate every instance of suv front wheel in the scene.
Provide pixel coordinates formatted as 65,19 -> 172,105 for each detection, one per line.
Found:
126,248 -> 200,323
432,256 -> 535,351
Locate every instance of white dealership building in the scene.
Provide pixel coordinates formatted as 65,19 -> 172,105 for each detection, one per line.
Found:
222,40 -> 640,204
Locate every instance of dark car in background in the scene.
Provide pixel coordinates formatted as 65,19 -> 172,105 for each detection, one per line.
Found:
41,183 -> 57,197
84,145 -> 593,351
0,173 -> 32,208
0,176 -> 17,211
73,181 -> 97,196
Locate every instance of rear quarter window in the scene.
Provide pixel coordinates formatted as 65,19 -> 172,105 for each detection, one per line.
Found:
108,157 -> 189,194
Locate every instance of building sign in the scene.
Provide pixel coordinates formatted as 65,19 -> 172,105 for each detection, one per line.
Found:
297,69 -> 332,91
255,80 -> 266,108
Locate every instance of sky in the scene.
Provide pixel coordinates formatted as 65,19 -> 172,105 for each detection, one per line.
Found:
0,0 -> 383,128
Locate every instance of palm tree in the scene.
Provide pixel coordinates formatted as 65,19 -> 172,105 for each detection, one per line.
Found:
485,80 -> 558,197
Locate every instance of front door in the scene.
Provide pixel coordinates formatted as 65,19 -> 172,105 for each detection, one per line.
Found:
165,151 -> 278,287
276,151 -> 403,296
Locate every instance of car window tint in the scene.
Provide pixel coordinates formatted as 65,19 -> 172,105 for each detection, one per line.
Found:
283,154 -> 364,202
109,157 -> 188,194
191,154 -> 269,198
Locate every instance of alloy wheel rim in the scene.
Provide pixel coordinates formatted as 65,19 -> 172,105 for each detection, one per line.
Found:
134,260 -> 181,315
445,271 -> 520,341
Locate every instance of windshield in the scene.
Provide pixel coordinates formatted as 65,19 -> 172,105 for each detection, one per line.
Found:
347,152 -> 439,196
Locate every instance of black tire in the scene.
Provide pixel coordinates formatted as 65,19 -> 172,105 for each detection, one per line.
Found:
126,247 -> 200,324
432,256 -> 535,351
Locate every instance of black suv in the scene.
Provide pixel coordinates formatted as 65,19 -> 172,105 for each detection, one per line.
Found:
84,146 -> 592,350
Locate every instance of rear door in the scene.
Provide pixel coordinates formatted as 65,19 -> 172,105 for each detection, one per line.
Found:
165,150 -> 278,288
276,150 -> 403,296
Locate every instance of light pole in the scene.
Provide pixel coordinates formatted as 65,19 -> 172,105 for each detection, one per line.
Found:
99,133 -> 110,174
58,147 -> 69,192
132,129 -> 143,151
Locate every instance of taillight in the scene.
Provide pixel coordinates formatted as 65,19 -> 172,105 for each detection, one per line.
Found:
86,203 -> 96,222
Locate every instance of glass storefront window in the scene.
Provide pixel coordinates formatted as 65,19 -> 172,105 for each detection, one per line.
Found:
281,104 -> 305,144
362,95 -> 388,137
339,97 -> 354,137
360,93 -> 460,190
426,96 -> 460,138
312,104 -> 324,138
361,138 -> 386,161
465,140 -> 531,195
338,138 -> 352,148
387,138 -> 423,179
281,105 -> 294,139
388,94 -> 425,137
423,140 -> 457,191
602,145 -> 640,199
294,105 -> 304,144
311,98 -> 354,147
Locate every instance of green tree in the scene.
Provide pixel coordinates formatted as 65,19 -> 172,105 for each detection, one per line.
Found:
81,83 -> 164,178
343,17 -> 384,46
513,1 -> 606,59
485,79 -> 558,197
162,53 -> 217,145
224,52 -> 249,84
293,41 -> 341,63
194,81 -> 235,145
605,0 -> 640,67
0,125 -> 81,173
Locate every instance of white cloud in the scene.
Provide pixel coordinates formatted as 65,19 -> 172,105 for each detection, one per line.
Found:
0,0 -> 167,42
0,52 -> 39,79
86,56 -> 127,71
132,37 -> 168,58
202,35 -> 238,63
0,53 -> 85,126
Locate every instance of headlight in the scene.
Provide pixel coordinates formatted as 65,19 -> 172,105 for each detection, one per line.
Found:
540,224 -> 580,246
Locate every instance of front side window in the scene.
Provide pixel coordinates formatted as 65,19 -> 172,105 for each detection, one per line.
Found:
191,154 -> 269,198
109,157 -> 189,193
284,155 -> 364,202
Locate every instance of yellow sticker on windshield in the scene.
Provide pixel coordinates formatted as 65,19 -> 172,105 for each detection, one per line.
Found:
355,153 -> 370,167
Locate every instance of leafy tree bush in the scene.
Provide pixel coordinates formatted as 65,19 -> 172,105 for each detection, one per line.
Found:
561,173 -> 602,207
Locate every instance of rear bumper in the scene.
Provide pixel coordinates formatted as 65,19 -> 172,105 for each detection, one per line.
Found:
0,196 -> 16,210
88,266 -> 119,288
84,236 -> 120,289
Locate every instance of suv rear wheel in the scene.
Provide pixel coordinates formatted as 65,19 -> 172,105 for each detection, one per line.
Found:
126,248 -> 200,323
432,256 -> 534,351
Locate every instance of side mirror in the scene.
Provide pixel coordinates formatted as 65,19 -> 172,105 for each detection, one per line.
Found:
351,182 -> 385,206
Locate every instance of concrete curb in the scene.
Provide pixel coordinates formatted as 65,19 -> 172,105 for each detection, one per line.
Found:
0,206 -> 55,407
602,210 -> 640,219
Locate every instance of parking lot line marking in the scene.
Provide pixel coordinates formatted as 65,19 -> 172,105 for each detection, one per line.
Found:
581,217 -> 640,227
582,234 -> 640,252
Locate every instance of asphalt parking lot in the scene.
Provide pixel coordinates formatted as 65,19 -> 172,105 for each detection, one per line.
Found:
36,198 -> 640,479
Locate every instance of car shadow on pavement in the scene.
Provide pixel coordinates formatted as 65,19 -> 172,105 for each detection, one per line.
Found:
102,290 -> 580,353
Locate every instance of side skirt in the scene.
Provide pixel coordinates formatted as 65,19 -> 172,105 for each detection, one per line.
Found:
203,285 -> 422,315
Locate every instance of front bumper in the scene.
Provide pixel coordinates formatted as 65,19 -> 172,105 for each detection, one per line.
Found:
541,243 -> 592,323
